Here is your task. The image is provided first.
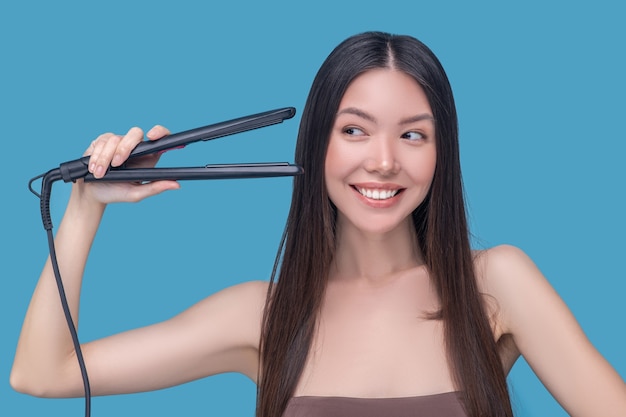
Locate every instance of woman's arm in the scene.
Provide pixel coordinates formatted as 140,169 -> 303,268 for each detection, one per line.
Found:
10,126 -> 266,397
481,244 -> 626,417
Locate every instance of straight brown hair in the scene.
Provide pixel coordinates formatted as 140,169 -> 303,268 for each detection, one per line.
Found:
258,32 -> 513,417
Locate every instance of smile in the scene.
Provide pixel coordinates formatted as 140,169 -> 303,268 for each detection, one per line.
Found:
355,187 -> 400,200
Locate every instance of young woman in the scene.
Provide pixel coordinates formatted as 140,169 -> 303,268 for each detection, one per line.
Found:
11,32 -> 626,417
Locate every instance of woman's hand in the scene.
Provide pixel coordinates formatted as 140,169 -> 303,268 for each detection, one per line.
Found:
79,125 -> 180,204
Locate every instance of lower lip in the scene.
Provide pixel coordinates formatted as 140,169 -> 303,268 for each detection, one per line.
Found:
352,187 -> 402,208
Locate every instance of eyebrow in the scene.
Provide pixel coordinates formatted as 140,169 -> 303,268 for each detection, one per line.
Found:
336,107 -> 435,125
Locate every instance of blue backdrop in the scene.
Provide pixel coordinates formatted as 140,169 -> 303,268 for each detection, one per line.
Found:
1,1 -> 624,416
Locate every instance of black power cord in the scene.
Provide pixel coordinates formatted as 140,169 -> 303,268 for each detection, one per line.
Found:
29,169 -> 92,416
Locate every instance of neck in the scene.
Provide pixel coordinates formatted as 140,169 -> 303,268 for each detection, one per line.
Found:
331,215 -> 424,283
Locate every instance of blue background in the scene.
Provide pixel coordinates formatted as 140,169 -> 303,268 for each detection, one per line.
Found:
1,1 -> 624,416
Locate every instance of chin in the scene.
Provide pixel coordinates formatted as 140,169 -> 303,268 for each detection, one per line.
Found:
340,214 -> 414,237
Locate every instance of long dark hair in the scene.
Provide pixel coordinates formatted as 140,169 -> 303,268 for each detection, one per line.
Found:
258,31 -> 513,417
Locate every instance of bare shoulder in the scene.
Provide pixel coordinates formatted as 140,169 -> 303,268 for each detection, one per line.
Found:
199,279 -> 270,342
473,244 -> 536,283
473,245 -> 543,305
473,244 -> 554,332
190,279 -> 269,319
216,279 -> 270,306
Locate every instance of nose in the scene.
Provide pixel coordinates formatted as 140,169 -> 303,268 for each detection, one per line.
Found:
364,137 -> 400,176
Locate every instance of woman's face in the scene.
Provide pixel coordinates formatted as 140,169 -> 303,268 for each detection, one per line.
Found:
325,68 -> 437,236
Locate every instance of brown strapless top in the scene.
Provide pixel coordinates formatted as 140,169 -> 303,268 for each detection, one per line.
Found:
283,391 -> 467,417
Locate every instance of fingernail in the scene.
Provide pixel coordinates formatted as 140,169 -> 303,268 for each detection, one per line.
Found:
112,154 -> 122,166
95,165 -> 104,178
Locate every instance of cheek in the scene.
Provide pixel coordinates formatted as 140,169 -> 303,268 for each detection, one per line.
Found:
324,137 -> 354,182
424,152 -> 437,180
324,138 -> 358,207
402,147 -> 437,184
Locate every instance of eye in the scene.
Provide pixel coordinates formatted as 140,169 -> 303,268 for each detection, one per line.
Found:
343,126 -> 365,136
402,131 -> 425,142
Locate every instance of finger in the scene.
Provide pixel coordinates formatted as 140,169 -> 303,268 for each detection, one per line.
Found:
87,133 -> 121,177
122,180 -> 180,203
84,132 -> 113,158
146,125 -> 170,141
111,126 -> 144,167
93,134 -> 123,178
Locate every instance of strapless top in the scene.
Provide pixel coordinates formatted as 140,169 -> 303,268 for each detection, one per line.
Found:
283,391 -> 467,417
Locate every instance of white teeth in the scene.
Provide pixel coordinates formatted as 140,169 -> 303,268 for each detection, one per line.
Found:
357,188 -> 399,200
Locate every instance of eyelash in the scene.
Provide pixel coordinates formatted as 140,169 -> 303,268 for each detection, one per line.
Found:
343,127 -> 427,142
402,131 -> 426,142
344,127 -> 365,136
